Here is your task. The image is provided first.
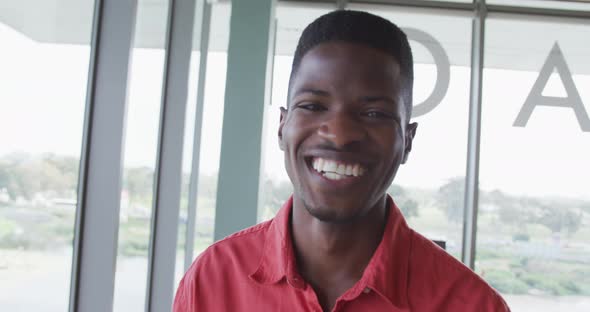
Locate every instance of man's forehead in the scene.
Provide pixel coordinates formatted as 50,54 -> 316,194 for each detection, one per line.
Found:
289,42 -> 402,95
302,41 -> 401,65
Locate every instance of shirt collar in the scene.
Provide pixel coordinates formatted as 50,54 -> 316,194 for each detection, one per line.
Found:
249,196 -> 299,285
249,195 -> 411,308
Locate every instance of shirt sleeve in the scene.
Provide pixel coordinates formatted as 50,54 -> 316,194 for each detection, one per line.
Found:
173,264 -> 200,312
173,276 -> 192,312
489,291 -> 512,312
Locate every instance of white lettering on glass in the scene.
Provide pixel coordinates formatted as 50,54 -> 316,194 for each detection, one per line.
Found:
514,42 -> 590,132
403,28 -> 450,118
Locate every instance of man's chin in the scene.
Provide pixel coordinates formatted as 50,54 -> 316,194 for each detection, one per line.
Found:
303,203 -> 365,224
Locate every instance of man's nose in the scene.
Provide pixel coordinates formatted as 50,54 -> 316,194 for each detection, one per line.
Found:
317,111 -> 367,148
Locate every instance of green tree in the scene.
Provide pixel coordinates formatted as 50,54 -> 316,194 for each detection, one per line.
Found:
123,167 -> 154,203
436,177 -> 464,223
0,153 -> 79,200
400,199 -> 419,218
482,190 -> 584,237
485,189 -> 526,226
532,201 -> 582,236
264,179 -> 293,215
387,184 -> 419,218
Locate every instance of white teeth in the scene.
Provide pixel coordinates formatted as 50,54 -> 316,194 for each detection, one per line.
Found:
311,157 -> 366,180
336,164 -> 345,175
323,172 -> 343,180
324,161 -> 337,173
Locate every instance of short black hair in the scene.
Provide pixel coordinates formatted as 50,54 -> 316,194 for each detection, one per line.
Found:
289,10 -> 414,119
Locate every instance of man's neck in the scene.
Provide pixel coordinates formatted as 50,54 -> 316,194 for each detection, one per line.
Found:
290,197 -> 389,311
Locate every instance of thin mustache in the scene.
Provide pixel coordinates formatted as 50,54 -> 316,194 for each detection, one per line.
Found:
310,141 -> 364,153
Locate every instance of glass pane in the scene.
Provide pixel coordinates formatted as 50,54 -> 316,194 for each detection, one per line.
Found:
113,0 -> 169,311
348,4 -> 473,259
0,1 -> 95,311
478,15 -> 590,311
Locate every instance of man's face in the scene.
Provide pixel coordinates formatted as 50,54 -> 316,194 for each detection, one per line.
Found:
279,41 -> 417,223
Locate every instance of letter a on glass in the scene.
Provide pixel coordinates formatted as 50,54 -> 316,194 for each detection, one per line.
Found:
514,42 -> 590,132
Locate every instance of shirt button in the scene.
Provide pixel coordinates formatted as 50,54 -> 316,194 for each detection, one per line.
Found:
288,277 -> 304,289
363,287 -> 371,294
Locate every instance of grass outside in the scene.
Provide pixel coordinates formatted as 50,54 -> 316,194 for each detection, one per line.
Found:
2,191 -> 590,298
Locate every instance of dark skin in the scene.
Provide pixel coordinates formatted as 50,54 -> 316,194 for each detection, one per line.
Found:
278,42 -> 417,311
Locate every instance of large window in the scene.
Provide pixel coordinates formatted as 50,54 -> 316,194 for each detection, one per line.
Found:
3,1 -> 590,311
262,3 -> 590,310
0,1 -> 95,310
478,14 -> 590,311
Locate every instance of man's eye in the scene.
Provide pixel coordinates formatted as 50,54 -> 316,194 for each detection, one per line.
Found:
298,103 -> 325,112
364,111 -> 392,119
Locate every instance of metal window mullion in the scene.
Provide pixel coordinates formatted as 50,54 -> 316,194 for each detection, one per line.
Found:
461,0 -> 486,270
69,0 -> 138,311
487,4 -> 590,19
184,0 -> 212,271
341,0 -> 475,11
145,0 -> 196,311
214,0 -> 277,241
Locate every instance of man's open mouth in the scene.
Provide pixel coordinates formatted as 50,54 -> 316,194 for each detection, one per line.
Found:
311,157 -> 367,181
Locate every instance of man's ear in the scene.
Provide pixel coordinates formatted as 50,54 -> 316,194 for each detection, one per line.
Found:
278,107 -> 288,151
401,122 -> 418,164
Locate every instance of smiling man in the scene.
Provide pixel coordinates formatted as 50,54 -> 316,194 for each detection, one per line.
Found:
174,10 -> 509,312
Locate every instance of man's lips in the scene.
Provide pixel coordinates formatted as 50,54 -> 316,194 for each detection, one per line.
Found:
309,157 -> 367,181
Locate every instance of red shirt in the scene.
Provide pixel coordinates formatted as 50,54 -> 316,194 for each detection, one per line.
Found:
174,196 -> 510,311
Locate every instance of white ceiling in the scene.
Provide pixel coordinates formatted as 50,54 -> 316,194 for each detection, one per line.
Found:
1,0 -> 589,73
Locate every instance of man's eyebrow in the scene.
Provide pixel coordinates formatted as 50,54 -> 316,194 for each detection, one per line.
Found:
360,95 -> 398,105
292,88 -> 330,98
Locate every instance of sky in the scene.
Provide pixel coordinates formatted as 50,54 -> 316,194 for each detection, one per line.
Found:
1,22 -> 589,200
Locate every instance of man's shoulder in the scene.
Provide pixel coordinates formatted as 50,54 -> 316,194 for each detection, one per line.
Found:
183,219 -> 272,281
407,230 -> 510,311
174,220 -> 275,311
196,219 -> 271,266
409,230 -> 474,279
214,218 -> 273,249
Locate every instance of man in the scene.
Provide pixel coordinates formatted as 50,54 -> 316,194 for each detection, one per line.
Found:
174,10 -> 510,312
